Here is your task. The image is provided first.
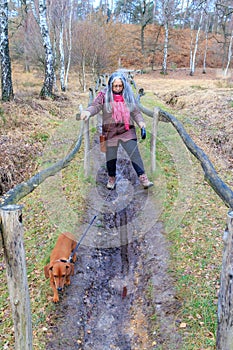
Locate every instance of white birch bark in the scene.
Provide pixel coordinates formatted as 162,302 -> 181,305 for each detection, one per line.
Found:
224,29 -> 233,77
64,0 -> 74,89
30,0 -> 55,97
202,16 -> 209,74
162,21 -> 169,75
190,10 -> 203,76
30,0 -> 39,24
189,18 -> 194,71
0,0 -> 14,101
59,23 -> 65,91
38,0 -> 55,96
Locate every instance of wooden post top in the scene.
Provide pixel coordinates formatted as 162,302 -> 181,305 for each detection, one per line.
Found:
1,204 -> 23,212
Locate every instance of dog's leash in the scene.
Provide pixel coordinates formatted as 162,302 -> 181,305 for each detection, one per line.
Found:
67,167 -> 129,263
68,214 -> 98,263
68,175 -> 122,263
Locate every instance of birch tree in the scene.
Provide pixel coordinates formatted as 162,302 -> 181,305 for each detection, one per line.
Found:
64,0 -> 74,89
224,27 -> 233,76
31,0 -> 55,97
0,0 -> 14,101
157,0 -> 178,75
190,8 -> 203,76
162,20 -> 169,74
215,0 -> 233,69
57,0 -> 74,91
202,13 -> 210,74
43,0 -> 74,92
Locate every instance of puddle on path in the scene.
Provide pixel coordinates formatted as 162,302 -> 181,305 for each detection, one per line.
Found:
45,138 -> 182,349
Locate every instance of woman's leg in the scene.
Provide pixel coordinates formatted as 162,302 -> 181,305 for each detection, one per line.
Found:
121,139 -> 145,176
106,145 -> 118,176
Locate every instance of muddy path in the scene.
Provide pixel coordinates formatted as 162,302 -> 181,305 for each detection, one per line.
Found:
46,135 -> 182,350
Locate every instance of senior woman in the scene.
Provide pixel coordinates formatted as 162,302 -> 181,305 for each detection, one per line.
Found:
80,72 -> 153,190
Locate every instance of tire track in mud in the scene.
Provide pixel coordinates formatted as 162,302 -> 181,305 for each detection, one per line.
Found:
46,136 -> 182,350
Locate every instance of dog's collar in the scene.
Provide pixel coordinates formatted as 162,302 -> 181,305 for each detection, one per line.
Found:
54,258 -> 69,263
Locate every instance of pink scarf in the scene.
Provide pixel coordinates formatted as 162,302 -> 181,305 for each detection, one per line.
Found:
111,94 -> 130,131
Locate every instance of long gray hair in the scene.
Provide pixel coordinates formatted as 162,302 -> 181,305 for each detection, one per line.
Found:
105,72 -> 136,113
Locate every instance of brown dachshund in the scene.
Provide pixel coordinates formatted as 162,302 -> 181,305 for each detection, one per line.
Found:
44,233 -> 77,302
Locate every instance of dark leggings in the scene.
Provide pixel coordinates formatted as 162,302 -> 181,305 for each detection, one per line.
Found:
106,139 -> 145,177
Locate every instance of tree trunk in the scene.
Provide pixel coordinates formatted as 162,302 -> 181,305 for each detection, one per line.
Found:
59,24 -> 66,91
0,0 -> 14,101
202,15 -> 209,74
23,18 -> 30,73
64,0 -> 74,89
161,22 -> 169,75
189,20 -> 194,75
190,10 -> 203,76
224,29 -> 233,77
141,24 -> 146,56
38,0 -> 55,97
217,210 -> 233,350
182,0 -> 190,29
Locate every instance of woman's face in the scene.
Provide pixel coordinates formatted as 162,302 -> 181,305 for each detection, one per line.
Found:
112,78 -> 124,94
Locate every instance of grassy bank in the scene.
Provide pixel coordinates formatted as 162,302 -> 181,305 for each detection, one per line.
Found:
141,91 -> 227,349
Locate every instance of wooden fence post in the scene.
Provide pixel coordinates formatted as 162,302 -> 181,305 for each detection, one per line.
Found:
0,204 -> 33,350
150,107 -> 159,173
84,119 -> 90,177
217,210 -> 233,350
79,104 -> 90,177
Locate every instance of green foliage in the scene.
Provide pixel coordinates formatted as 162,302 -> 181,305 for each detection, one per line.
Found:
31,132 -> 50,143
171,62 -> 177,70
191,85 -> 207,90
22,81 -> 37,88
215,80 -> 233,89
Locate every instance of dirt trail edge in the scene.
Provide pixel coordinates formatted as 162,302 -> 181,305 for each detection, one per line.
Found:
46,135 -> 182,350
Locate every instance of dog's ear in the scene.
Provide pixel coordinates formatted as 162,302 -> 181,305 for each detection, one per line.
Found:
66,263 -> 74,276
70,263 -> 74,276
44,264 -> 51,278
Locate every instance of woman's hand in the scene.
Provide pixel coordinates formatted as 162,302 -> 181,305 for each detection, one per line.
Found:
139,121 -> 146,129
80,110 -> 91,121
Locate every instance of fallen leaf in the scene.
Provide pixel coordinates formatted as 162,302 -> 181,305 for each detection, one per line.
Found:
179,322 -> 187,328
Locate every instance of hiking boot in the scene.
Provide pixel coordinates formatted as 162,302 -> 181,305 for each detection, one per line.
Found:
107,176 -> 116,190
139,174 -> 154,189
